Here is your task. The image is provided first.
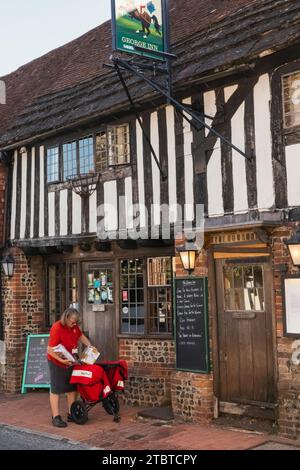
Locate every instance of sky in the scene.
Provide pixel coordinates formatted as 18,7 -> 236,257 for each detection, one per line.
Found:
0,0 -> 112,76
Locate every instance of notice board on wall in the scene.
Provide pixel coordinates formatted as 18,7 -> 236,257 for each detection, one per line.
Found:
174,277 -> 210,373
21,334 -> 50,393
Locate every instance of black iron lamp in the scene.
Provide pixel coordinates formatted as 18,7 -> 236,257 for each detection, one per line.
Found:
1,255 -> 15,277
178,247 -> 198,276
286,231 -> 300,266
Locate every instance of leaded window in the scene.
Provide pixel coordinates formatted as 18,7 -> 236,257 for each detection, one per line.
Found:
68,263 -> 80,310
95,131 -> 109,172
47,125 -> 130,183
120,257 -> 173,335
96,124 -> 130,170
79,136 -> 94,174
63,141 -> 77,180
121,259 -> 144,334
108,124 -> 130,166
282,71 -> 300,128
47,147 -> 59,183
47,264 -> 66,326
223,264 -> 265,312
148,258 -> 173,334
46,262 -> 80,327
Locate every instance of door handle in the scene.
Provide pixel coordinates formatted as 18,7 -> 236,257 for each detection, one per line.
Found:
220,351 -> 228,362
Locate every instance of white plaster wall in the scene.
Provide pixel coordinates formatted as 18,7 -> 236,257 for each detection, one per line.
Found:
254,74 -> 275,211
286,143 -> 300,207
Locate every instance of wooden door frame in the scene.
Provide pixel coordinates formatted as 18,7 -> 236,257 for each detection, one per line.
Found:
208,248 -> 278,416
81,259 -> 118,360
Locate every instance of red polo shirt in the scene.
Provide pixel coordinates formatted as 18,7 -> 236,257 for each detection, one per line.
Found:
48,321 -> 82,368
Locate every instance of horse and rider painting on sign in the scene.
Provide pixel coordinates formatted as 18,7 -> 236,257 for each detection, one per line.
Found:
112,0 -> 167,58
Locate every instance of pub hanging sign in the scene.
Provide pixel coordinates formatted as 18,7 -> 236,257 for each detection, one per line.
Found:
111,0 -> 168,59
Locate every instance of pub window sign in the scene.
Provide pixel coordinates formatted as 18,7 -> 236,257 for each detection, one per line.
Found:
282,71 -> 300,129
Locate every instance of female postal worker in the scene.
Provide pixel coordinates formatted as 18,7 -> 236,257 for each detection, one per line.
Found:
47,307 -> 92,427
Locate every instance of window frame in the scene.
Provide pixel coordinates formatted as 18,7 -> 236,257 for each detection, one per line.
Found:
45,123 -> 131,185
46,146 -> 60,184
223,263 -> 265,313
270,61 -> 300,187
147,257 -> 173,334
45,261 -> 81,327
119,256 -> 174,337
78,135 -> 95,175
281,70 -> 300,130
107,123 -> 131,167
62,140 -> 78,181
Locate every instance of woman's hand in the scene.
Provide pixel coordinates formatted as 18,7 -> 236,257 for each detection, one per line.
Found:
79,334 -> 92,348
60,359 -> 73,367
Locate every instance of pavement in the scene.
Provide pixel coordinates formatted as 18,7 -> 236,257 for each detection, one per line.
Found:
0,391 -> 300,451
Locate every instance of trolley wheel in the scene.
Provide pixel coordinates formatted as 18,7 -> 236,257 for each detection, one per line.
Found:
102,393 -> 120,416
70,400 -> 88,425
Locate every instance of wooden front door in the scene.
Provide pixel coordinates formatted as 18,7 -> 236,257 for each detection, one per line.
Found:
82,262 -> 117,361
216,259 -> 276,406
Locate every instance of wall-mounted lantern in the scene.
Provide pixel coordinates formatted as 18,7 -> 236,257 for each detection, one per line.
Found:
177,247 -> 198,276
1,255 -> 15,277
286,231 -> 300,267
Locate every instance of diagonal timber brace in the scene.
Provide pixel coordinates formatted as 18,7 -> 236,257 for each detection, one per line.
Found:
115,64 -> 167,180
112,56 -> 251,162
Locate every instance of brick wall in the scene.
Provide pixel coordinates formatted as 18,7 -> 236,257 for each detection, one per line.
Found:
119,339 -> 175,407
118,242 -> 214,421
0,248 -> 45,392
271,224 -> 300,438
171,371 -> 214,423
171,240 -> 214,422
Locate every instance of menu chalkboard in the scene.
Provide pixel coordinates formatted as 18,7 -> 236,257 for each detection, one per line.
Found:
21,335 -> 51,393
174,277 -> 210,373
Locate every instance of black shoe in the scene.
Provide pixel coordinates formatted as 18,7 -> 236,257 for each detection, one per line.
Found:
67,413 -> 74,423
52,415 -> 68,428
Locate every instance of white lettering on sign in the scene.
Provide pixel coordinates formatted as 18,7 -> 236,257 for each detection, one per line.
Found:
292,79 -> 300,105
121,36 -> 159,51
72,370 -> 93,379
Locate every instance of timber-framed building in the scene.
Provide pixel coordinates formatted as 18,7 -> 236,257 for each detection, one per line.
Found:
1,0 -> 300,438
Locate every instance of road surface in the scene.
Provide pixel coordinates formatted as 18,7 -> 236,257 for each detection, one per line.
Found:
0,424 -> 91,450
